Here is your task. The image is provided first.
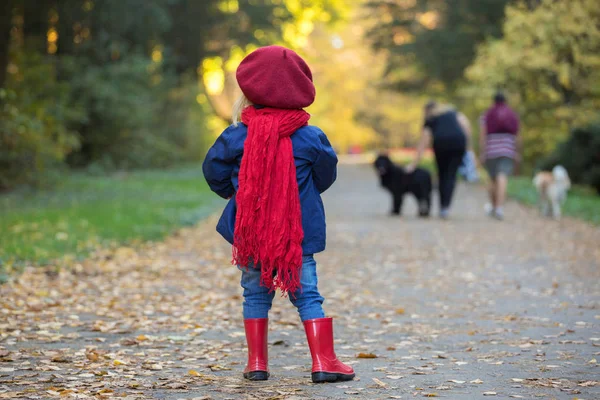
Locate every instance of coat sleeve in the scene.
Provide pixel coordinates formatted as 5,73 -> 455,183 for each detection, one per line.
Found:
312,129 -> 338,194
202,131 -> 236,199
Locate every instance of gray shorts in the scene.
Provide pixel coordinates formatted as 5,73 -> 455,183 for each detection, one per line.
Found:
485,157 -> 514,179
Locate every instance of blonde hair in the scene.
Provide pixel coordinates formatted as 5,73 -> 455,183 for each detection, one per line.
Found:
232,94 -> 253,125
424,102 -> 455,119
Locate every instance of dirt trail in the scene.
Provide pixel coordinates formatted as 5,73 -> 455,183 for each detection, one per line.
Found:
1,164 -> 599,399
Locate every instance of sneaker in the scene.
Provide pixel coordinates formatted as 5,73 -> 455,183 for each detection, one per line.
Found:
440,208 -> 450,219
484,203 -> 494,216
492,208 -> 504,221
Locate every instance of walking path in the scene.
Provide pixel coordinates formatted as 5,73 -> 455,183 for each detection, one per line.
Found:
1,164 -> 599,399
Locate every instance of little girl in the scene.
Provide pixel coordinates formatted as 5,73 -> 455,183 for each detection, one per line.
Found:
202,46 -> 355,383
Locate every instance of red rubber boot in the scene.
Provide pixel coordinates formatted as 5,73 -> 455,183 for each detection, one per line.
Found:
303,317 -> 355,383
243,318 -> 269,380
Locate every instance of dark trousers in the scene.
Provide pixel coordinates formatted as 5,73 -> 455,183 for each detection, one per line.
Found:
434,148 -> 465,209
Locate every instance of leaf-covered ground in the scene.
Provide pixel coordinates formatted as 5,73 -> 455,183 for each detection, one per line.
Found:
1,164 -> 599,399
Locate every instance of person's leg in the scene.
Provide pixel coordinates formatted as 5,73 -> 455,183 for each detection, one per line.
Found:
240,264 -> 276,319
291,256 -> 354,383
289,256 -> 325,322
484,158 -> 497,213
489,180 -> 497,208
492,158 -> 514,220
493,173 -> 507,219
240,264 -> 275,381
495,173 -> 507,208
434,150 -> 450,213
436,149 -> 464,216
442,149 -> 465,210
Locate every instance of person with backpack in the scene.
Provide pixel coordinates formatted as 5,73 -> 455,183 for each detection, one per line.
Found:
480,92 -> 521,220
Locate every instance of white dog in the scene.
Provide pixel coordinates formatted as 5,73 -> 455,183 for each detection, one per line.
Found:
533,165 -> 571,220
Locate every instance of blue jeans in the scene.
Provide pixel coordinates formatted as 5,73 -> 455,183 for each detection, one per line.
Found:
240,255 -> 325,321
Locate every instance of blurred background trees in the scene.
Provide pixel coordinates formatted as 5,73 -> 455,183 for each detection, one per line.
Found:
366,0 -> 600,188
0,0 -> 349,189
1,0 -> 599,191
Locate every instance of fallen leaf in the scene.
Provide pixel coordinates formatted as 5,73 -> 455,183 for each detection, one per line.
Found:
471,379 -> 483,384
483,392 -> 497,396
386,375 -> 404,380
0,393 -> 22,399
165,382 -> 187,389
356,353 -> 378,359
373,377 -> 389,388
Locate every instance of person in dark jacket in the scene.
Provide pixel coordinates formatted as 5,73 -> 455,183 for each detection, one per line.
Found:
202,46 -> 354,384
406,101 -> 470,219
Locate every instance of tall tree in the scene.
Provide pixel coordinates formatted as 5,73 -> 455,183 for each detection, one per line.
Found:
463,0 -> 600,163
365,0 -> 510,93
0,0 -> 14,90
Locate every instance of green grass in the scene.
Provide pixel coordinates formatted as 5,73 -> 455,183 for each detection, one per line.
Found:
508,176 -> 600,225
0,165 -> 220,267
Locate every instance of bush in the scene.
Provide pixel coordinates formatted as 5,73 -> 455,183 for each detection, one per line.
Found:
542,120 -> 600,194
0,52 -> 81,190
65,55 -> 214,171
64,54 -> 178,169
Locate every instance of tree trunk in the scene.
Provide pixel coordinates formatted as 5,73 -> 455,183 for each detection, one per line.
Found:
0,0 -> 13,90
23,0 -> 49,53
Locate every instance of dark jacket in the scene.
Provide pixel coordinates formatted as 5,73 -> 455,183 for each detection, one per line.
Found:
202,123 -> 337,255
424,111 -> 467,152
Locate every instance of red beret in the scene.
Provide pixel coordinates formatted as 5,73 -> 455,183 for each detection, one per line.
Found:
236,46 -> 315,109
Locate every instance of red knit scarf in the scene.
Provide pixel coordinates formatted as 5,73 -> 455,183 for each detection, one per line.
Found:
233,106 -> 310,295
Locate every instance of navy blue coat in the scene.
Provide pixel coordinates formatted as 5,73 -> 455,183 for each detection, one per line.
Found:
202,122 -> 337,255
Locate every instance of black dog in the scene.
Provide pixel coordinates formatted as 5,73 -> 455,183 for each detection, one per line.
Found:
374,154 -> 432,217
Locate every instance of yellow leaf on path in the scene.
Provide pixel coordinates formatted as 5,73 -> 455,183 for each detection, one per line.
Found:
395,308 -> 405,315
136,334 -> 149,341
424,393 -> 438,397
372,377 -> 388,388
188,369 -> 201,376
113,359 -> 126,366
356,352 -> 377,359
